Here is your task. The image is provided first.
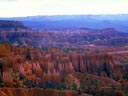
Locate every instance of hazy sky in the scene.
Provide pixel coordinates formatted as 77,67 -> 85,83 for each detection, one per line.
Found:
0,0 -> 128,17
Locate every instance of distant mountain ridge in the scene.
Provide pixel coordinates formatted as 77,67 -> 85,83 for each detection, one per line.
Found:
0,14 -> 128,32
1,20 -> 128,46
0,20 -> 31,31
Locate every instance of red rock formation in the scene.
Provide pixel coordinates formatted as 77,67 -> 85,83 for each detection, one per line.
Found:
71,53 -> 79,72
18,64 -> 24,75
32,62 -> 43,76
0,43 -> 126,95
2,71 -> 13,87
79,54 -> 86,72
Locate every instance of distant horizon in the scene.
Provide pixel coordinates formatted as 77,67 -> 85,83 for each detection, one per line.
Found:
0,0 -> 128,17
0,13 -> 128,18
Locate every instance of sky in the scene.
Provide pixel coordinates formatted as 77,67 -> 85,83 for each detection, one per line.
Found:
0,0 -> 128,17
